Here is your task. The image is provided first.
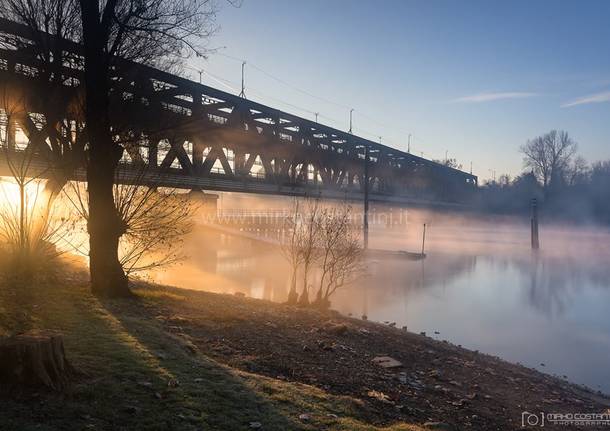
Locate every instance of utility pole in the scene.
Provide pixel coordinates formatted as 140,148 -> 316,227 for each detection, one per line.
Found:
470,161 -> 473,174
363,146 -> 369,250
408,133 -> 411,153
239,61 -> 246,98
349,108 -> 354,134
198,69 -> 203,84
314,112 -> 319,123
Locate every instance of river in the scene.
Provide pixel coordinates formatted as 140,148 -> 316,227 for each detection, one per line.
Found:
151,202 -> 610,394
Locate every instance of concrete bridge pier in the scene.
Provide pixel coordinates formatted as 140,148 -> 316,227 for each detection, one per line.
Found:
188,189 -> 219,217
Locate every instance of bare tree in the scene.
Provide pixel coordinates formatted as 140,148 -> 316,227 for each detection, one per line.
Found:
567,156 -> 589,186
498,174 -> 511,187
280,199 -> 303,305
281,199 -> 364,309
314,205 -> 347,306
61,168 -> 196,277
296,197 -> 321,306
2,0 -> 225,296
313,204 -> 363,309
280,197 -> 321,306
520,130 -> 577,190
79,0 -> 222,296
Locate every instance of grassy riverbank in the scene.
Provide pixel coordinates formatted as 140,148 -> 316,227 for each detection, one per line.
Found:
1,262 -> 608,430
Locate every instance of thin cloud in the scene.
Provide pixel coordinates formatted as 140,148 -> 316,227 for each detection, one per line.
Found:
452,92 -> 537,103
561,91 -> 610,108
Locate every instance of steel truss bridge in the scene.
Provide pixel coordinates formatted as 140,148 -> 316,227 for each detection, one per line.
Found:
0,18 -> 477,206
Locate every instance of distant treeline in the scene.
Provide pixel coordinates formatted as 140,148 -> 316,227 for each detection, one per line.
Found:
474,130 -> 610,225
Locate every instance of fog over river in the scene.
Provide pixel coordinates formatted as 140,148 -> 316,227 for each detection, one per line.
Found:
150,194 -> 610,394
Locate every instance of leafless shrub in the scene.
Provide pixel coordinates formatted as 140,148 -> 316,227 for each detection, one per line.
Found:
0,94 -> 77,277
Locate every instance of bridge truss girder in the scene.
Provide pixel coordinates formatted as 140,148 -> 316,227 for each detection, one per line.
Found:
0,17 -> 477,205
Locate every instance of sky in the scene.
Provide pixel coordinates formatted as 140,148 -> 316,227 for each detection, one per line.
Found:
188,0 -> 610,181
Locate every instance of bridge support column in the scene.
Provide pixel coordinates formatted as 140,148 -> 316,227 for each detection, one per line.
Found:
234,150 -> 245,176
189,189 -> 219,218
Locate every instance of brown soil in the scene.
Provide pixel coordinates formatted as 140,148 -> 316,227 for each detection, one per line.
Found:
132,282 -> 610,431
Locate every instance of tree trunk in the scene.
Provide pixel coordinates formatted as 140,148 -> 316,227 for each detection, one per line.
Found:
297,285 -> 309,307
302,262 -> 310,301
87,149 -> 129,297
0,331 -> 74,392
312,286 -> 323,307
80,2 -> 129,297
286,268 -> 298,304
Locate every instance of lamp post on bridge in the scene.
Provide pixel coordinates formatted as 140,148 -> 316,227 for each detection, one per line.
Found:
239,61 -> 246,98
183,64 -> 204,84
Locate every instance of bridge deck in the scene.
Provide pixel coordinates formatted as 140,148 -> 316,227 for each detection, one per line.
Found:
0,17 -> 477,206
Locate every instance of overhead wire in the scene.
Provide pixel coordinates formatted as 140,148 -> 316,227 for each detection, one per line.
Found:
202,69 -> 324,119
216,52 -> 351,111
188,53 -> 468,169
214,51 -> 418,146
199,68 -> 442,159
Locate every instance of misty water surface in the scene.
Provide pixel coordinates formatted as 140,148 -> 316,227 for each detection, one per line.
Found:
151,202 -> 610,394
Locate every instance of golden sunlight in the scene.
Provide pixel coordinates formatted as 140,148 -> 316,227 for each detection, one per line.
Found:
0,176 -> 46,211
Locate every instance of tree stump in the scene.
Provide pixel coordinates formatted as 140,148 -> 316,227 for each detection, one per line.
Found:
0,330 -> 74,392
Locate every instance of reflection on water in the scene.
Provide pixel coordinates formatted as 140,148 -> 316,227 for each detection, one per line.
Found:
152,222 -> 610,394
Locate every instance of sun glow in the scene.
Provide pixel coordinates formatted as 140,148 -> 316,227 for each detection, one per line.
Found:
0,176 -> 46,212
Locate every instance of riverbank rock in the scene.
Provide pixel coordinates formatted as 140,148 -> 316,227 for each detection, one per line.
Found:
372,356 -> 403,369
0,330 -> 74,392
324,322 -> 349,335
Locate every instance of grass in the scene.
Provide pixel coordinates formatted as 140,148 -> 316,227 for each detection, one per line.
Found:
0,264 -> 424,431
